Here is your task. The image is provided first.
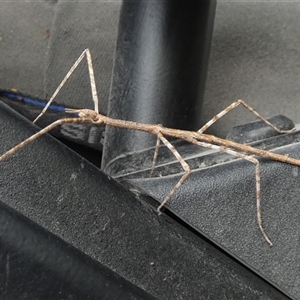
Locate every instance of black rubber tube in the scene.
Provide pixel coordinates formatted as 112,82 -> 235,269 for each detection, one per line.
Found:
102,0 -> 216,172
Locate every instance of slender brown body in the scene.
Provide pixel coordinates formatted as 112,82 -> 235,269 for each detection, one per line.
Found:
1,47 -> 298,246
97,113 -> 300,167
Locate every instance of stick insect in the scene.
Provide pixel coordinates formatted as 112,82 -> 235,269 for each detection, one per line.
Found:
1,49 -> 300,247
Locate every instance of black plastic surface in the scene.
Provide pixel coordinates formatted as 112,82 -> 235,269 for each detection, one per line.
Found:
125,125 -> 300,299
0,102 -> 291,299
0,201 -> 155,300
226,115 -> 295,143
103,0 -> 216,169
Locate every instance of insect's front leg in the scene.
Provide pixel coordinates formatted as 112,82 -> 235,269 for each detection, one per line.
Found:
34,49 -> 99,123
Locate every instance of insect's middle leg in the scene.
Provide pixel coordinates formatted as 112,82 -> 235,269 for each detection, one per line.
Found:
153,133 -> 191,214
150,135 -> 161,177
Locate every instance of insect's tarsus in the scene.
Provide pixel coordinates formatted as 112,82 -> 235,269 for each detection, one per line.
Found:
1,48 -> 299,247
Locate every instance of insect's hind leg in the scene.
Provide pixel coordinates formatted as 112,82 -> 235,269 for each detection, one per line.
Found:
196,140 -> 273,246
198,99 -> 295,134
155,133 -> 191,214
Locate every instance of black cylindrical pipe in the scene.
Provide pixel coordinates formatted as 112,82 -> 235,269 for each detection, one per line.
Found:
102,0 -> 216,173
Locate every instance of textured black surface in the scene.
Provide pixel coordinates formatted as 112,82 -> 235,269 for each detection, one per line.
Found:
0,201 -> 156,300
104,111 -> 300,298
128,129 -> 300,299
0,102 -> 290,299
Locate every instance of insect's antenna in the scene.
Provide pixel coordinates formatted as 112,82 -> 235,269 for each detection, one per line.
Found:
0,117 -> 95,162
34,48 -> 99,123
